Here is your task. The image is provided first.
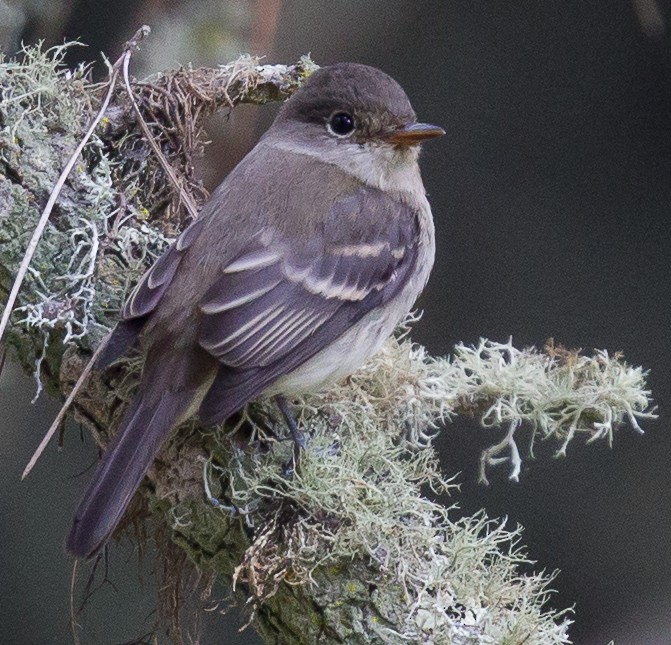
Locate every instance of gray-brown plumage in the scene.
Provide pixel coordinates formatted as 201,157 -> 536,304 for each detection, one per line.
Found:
67,63 -> 444,558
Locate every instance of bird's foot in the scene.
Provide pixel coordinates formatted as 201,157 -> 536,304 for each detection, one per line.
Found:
274,394 -> 306,475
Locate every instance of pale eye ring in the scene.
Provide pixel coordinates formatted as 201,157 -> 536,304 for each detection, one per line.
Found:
327,111 -> 356,137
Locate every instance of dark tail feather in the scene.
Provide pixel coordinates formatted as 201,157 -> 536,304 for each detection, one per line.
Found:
66,389 -> 190,558
96,318 -> 146,370
198,366 -> 273,427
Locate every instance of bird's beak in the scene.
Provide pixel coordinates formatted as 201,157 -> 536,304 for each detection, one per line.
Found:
385,122 -> 445,146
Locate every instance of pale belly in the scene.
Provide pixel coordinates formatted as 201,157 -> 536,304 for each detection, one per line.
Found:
265,217 -> 435,397
265,306 -> 396,395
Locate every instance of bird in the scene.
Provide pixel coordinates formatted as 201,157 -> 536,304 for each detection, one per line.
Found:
66,62 -> 444,558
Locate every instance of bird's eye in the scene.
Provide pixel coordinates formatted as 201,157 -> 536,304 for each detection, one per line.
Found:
327,112 -> 355,137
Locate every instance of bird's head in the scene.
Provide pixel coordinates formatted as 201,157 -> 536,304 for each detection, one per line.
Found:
272,62 -> 444,153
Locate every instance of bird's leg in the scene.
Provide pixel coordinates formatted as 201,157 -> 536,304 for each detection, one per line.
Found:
274,395 -> 306,471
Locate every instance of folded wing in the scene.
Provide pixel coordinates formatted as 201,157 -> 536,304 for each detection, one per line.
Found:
197,187 -> 422,423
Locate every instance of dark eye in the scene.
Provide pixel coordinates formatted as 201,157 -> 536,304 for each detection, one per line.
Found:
328,112 -> 355,136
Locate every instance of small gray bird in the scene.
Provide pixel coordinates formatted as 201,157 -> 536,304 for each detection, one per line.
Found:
66,63 -> 444,558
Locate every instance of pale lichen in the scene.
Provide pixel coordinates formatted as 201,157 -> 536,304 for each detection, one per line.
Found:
179,329 -> 651,643
438,338 -> 656,482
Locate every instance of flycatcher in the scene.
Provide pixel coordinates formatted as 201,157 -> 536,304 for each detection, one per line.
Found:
67,62 -> 444,558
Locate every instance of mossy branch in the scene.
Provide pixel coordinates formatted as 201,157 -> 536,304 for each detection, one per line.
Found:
0,42 -> 654,644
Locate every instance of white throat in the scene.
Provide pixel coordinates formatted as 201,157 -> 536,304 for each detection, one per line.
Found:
268,137 -> 428,206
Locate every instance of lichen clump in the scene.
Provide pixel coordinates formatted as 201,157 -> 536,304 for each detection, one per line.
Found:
0,43 -> 171,391
177,331 -> 653,643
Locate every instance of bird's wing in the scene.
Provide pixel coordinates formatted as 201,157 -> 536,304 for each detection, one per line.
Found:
123,216 -> 206,319
198,187 -> 419,369
95,217 -> 206,368
196,187 -> 423,423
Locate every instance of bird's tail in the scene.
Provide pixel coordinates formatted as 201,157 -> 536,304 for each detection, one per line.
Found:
66,388 -> 192,558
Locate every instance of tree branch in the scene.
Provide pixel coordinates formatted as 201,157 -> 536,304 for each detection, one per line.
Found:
1,42 -> 653,644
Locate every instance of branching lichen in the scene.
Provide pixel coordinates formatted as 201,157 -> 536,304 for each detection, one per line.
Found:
172,329 -> 650,643
441,338 -> 655,482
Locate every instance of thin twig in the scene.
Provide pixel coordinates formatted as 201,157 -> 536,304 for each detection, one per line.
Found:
21,331 -> 111,480
122,51 -> 200,221
70,559 -> 81,645
0,26 -> 151,349
19,28 -> 152,480
0,344 -> 6,381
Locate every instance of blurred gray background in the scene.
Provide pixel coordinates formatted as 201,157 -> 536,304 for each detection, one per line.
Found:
2,0 -> 671,643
